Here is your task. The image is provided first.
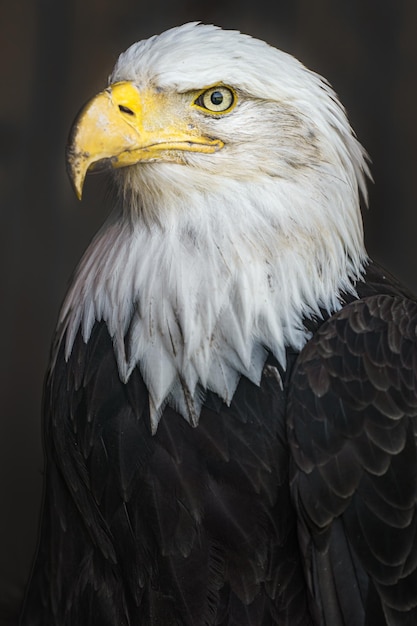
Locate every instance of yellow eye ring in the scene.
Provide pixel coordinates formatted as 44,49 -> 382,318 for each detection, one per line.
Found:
193,86 -> 237,115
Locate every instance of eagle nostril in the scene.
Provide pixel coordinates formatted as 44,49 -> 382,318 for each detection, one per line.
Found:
119,105 -> 135,116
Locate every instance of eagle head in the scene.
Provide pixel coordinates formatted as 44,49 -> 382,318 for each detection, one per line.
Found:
63,23 -> 370,429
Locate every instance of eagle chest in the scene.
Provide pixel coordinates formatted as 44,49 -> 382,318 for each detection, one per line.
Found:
47,320 -> 307,622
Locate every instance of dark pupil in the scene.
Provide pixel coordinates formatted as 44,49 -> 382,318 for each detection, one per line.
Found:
210,91 -> 224,106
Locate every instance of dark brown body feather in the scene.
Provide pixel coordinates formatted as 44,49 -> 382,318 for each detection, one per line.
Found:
20,262 -> 417,625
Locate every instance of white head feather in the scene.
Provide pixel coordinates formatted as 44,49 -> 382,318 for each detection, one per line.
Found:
60,22 -> 370,431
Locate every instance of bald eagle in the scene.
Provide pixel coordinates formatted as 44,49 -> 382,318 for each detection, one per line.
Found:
20,22 -> 417,626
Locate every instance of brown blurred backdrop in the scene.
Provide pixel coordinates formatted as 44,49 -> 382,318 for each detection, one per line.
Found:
1,1 -> 416,623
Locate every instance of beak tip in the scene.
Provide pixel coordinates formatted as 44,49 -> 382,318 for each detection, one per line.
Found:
67,168 -> 84,201
66,150 -> 86,201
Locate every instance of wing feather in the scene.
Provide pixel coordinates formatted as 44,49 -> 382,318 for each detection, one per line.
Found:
289,294 -> 417,624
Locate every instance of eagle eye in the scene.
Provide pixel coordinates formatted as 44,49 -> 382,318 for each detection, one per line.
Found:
193,86 -> 236,114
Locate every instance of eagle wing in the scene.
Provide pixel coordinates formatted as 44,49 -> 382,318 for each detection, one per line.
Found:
288,294 -> 417,625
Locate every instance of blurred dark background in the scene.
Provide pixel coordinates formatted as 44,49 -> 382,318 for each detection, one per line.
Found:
1,1 -> 416,623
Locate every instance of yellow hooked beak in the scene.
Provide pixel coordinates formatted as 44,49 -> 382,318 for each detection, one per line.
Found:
66,81 -> 224,199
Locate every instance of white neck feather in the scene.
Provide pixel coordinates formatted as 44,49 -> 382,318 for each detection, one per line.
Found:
59,164 -> 367,432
